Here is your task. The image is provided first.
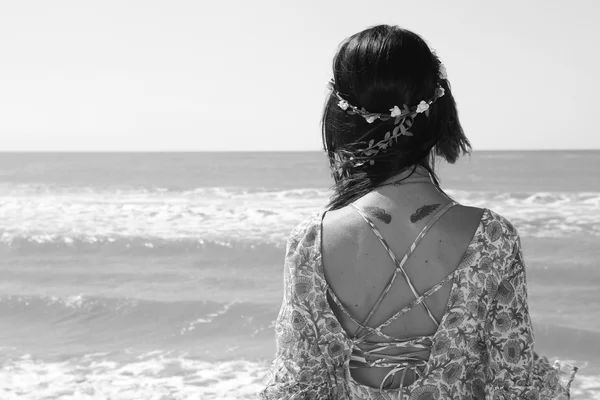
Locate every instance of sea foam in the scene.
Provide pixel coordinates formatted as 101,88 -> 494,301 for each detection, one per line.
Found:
0,185 -> 598,249
0,352 -> 598,400
0,352 -> 269,400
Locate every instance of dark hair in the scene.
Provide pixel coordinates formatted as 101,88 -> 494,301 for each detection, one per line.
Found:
322,25 -> 470,210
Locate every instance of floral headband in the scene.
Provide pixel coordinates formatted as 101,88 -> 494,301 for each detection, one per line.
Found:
328,63 -> 447,176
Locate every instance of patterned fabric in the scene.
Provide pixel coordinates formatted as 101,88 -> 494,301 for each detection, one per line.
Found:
260,208 -> 577,400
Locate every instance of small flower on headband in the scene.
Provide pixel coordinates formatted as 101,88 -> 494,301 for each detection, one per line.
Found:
438,63 -> 447,80
435,87 -> 445,98
338,100 -> 349,110
390,106 -> 402,117
416,101 -> 429,114
365,114 -> 378,124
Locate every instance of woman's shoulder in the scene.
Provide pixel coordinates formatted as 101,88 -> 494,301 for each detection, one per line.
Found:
468,207 -> 523,278
283,212 -> 326,288
285,211 -> 324,255
290,211 -> 323,237
479,207 -> 520,243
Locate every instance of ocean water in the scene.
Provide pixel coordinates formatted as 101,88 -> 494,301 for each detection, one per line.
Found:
0,151 -> 598,399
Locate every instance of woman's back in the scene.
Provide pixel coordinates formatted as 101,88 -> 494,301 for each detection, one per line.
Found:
322,181 -> 484,389
262,201 -> 576,399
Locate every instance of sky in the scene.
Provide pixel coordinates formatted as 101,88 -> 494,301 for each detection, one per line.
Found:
0,0 -> 598,151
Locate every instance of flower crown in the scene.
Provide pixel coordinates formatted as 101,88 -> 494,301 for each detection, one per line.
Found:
328,63 -> 447,176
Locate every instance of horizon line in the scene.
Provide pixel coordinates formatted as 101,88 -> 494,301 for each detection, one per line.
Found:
0,148 -> 598,153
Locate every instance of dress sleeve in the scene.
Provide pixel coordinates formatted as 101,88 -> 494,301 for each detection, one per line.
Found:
484,233 -> 577,399
260,215 -> 342,399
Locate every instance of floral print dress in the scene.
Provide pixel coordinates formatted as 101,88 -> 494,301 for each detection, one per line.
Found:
260,208 -> 577,399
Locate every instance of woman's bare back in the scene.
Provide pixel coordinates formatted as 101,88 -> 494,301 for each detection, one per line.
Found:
322,182 -> 484,388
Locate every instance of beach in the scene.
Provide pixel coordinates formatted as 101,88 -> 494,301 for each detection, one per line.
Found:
0,151 -> 598,399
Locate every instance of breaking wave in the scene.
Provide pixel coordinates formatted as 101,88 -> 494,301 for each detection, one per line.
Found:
0,185 -> 598,248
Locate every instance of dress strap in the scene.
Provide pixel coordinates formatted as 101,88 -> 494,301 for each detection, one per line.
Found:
326,288 -> 371,332
375,268 -> 458,332
327,268 -> 458,342
349,201 -> 456,335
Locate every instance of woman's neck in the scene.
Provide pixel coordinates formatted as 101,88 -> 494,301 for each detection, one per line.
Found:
379,165 -> 432,187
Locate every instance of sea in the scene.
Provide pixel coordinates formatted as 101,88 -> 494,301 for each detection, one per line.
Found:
0,151 -> 598,400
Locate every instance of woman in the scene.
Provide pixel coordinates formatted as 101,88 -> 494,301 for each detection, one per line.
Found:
260,25 -> 576,399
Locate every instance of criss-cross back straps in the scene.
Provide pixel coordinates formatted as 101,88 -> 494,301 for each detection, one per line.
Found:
326,266 -> 457,342
351,351 -> 428,391
349,336 -> 433,390
349,201 -> 457,337
375,267 -> 458,332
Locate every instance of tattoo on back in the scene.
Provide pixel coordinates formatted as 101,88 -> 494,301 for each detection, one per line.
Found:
364,206 -> 392,224
410,204 -> 440,223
